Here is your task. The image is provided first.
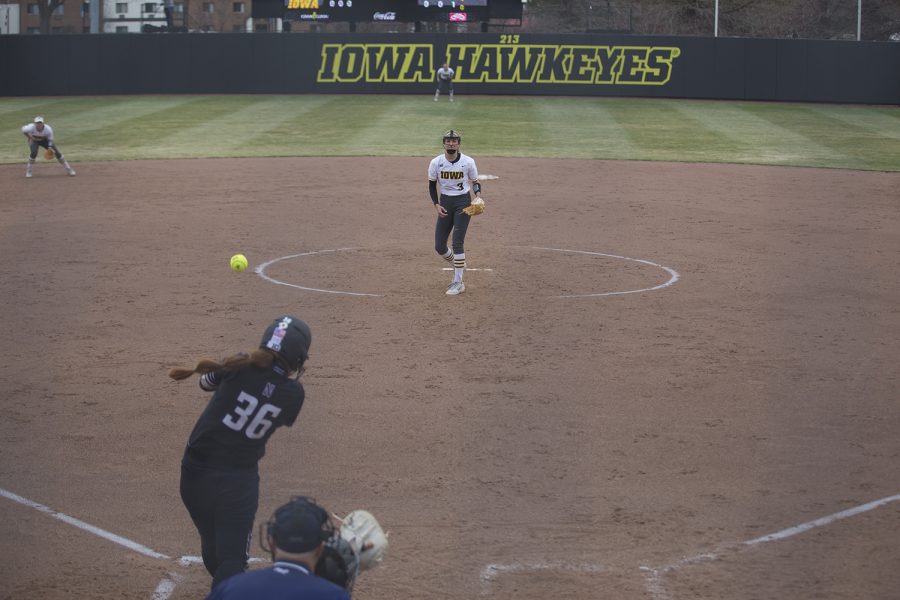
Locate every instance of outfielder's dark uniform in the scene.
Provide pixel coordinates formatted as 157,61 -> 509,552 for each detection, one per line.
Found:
205,561 -> 350,600
181,363 -> 304,589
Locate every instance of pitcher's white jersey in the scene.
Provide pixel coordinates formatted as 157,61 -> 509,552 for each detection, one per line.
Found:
428,152 -> 478,196
21,123 -> 54,142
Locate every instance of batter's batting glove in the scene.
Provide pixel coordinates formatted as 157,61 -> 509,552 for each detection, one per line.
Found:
463,197 -> 485,216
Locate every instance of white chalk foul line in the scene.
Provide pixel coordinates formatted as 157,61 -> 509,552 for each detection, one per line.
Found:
151,573 -> 180,600
0,487 -> 272,600
743,492 -> 900,546
0,486 -> 169,560
523,246 -> 680,298
256,249 -> 384,297
480,561 -> 605,596
641,492 -> 900,600
178,555 -> 265,567
442,267 -> 493,271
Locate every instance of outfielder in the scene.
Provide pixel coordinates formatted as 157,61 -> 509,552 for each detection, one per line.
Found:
434,62 -> 455,102
428,130 -> 485,296
21,116 -> 76,178
169,316 -> 312,590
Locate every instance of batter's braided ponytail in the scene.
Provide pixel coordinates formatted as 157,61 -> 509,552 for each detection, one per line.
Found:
168,348 -> 290,381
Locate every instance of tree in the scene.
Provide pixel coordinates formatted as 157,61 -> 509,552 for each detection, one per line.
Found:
522,0 -> 899,40
35,0 -> 68,34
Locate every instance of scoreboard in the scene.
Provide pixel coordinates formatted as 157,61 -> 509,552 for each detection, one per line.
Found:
282,0 -> 496,23
415,0 -> 489,22
284,0 -> 410,22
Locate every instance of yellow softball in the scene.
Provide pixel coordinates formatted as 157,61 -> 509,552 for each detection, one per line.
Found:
230,254 -> 249,272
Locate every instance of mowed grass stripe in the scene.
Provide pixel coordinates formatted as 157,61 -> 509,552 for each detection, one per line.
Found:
323,96 -> 419,156
238,96 -> 339,153
0,96 -> 182,163
809,105 -> 900,171
369,96 -> 465,156
524,97 -> 636,160
357,96 -> 544,158
603,98 -> 739,163
812,105 -> 900,141
62,96 -> 202,134
241,95 -> 372,154
64,96 -> 266,161
125,97 -> 273,160
671,100 -> 836,167
2,96 -> 224,162
0,97 -> 73,119
153,96 -> 333,158
1,96 -> 899,170
741,103 -> 897,170
57,97 -> 202,160
451,97 -> 546,158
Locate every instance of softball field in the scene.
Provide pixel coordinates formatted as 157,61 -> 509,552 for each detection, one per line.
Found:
1,96 -> 899,600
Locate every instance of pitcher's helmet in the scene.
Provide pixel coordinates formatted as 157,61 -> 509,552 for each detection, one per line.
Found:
260,315 -> 311,371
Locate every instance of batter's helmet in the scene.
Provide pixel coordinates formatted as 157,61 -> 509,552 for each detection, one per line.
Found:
263,496 -> 335,554
442,130 -> 461,143
260,315 -> 311,371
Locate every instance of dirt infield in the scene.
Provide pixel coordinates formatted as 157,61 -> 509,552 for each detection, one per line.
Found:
1,156 -> 899,600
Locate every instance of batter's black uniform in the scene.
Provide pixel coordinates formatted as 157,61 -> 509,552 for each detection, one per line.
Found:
180,362 -> 304,590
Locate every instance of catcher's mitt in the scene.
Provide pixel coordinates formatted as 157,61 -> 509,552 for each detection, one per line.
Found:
337,509 -> 388,571
44,147 -> 55,160
463,197 -> 485,216
316,535 -> 360,592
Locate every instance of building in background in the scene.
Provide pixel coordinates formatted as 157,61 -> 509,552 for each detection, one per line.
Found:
6,0 -> 89,33
104,0 -> 170,32
0,3 -> 21,32
2,0 -> 267,33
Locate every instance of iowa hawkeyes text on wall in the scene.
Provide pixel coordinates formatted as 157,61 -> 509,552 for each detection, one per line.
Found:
317,43 -> 681,85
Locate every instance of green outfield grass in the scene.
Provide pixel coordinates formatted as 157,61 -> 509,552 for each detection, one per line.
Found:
1,95 -> 899,171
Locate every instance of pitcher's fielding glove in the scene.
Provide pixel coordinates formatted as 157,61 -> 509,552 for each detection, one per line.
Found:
44,147 -> 55,160
463,197 -> 485,216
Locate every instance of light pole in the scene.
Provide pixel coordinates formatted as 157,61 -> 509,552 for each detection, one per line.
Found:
857,0 -> 861,41
714,0 -> 719,37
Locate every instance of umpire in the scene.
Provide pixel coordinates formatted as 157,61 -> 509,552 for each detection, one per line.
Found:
205,496 -> 351,600
169,316 -> 312,590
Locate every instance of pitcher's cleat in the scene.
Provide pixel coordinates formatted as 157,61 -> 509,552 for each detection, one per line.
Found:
446,281 -> 465,296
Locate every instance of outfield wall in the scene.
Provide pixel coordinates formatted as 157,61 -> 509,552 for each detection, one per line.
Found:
1,33 -> 898,104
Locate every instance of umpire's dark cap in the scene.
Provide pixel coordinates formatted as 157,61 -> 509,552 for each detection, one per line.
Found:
269,496 -> 332,553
